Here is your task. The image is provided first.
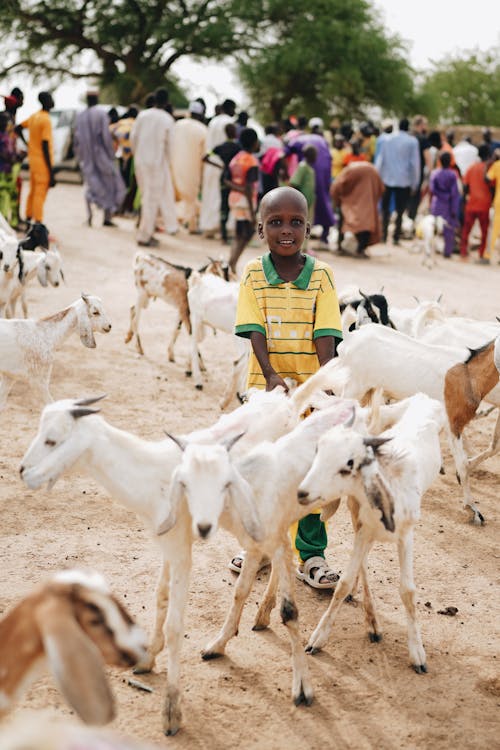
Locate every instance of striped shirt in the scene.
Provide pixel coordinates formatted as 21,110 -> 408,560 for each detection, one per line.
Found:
235,253 -> 342,389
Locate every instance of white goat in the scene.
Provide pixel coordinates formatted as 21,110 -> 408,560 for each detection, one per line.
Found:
159,397 -> 365,708
0,294 -> 111,408
0,234 -> 23,317
19,386 -> 314,735
292,324 -> 498,524
6,246 -> 64,318
0,569 -> 147,724
389,296 -> 445,338
187,270 -> 248,408
412,215 -> 446,267
297,393 -> 445,672
125,254 -> 232,368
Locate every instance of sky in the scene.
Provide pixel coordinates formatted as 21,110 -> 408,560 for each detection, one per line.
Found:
5,0 -> 500,120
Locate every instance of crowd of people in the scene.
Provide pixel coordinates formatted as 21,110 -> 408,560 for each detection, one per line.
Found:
1,84 -> 500,270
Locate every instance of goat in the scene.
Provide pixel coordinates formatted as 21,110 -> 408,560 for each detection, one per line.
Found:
389,296 -> 445,338
0,235 -> 24,317
125,254 -> 232,368
291,324 -> 496,524
412,215 -> 446,268
0,294 -> 111,408
297,393 -> 445,672
6,247 -> 64,318
187,270 -> 248,408
19,386 -> 314,735
159,396 -> 366,708
0,569 -> 147,724
339,288 -> 394,336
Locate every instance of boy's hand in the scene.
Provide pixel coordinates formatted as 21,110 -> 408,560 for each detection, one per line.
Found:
265,372 -> 289,392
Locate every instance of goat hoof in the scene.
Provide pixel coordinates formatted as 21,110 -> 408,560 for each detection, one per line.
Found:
294,688 -> 314,707
412,663 -> 428,674
201,650 -> 223,661
472,511 -> 485,526
185,370 -> 192,377
252,623 -> 269,631
369,632 -> 383,643
165,728 -> 179,737
195,384 -> 203,391
305,645 -> 320,655
133,664 -> 153,675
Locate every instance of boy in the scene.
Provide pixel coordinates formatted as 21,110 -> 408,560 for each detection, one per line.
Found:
226,127 -> 260,273
230,186 -> 343,588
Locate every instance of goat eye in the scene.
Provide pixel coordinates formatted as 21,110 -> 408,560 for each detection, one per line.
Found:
92,310 -> 100,316
44,438 -> 56,447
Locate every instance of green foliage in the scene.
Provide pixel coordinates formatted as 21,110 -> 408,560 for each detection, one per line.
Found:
416,49 -> 500,125
238,0 -> 415,122
0,0 -> 257,104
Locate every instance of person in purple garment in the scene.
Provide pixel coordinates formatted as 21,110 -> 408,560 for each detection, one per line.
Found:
74,91 -> 126,227
285,128 -> 335,246
429,150 -> 460,258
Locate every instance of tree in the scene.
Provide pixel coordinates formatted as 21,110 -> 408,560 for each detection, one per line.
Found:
0,0 -> 259,104
237,0 -> 415,122
415,48 -> 500,125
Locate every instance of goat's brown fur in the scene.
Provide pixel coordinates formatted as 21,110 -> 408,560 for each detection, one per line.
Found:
444,341 -> 499,437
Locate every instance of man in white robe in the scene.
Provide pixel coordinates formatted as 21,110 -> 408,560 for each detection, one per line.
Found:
199,99 -> 236,237
171,101 -> 207,233
130,88 -> 178,246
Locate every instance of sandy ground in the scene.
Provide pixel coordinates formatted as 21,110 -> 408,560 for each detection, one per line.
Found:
0,182 -> 499,749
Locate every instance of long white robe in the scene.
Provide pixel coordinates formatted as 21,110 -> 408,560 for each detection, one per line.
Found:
199,113 -> 233,233
131,108 -> 178,241
171,117 -> 207,232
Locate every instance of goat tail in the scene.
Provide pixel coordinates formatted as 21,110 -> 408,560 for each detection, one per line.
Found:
290,360 -> 349,415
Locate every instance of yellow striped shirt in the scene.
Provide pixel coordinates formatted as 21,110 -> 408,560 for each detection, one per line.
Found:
235,253 -> 343,389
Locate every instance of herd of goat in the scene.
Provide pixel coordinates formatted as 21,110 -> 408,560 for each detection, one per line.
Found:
0,218 -> 498,744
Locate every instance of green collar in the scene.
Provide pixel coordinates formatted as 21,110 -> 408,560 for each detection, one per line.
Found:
262,252 -> 315,290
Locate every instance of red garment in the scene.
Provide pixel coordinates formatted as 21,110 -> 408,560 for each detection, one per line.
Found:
460,208 -> 490,257
228,150 -> 258,216
463,162 -> 492,212
342,153 -> 367,166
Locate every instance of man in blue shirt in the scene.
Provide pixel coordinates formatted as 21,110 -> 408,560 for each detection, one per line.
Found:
375,118 -> 420,245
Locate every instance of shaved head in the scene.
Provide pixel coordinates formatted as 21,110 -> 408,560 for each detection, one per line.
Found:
260,186 -> 308,220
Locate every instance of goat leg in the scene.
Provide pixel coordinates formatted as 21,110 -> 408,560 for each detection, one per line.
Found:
398,529 -> 427,673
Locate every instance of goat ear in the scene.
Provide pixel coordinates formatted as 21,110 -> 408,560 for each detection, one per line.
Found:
34,596 -> 115,725
81,292 -> 90,303
78,307 -> 96,349
319,498 -> 341,522
71,407 -> 100,419
164,431 -> 187,452
59,267 -> 66,284
363,436 -> 392,451
37,260 -> 48,287
226,470 -> 263,542
360,466 -> 395,533
157,472 -> 183,535
222,432 -> 246,452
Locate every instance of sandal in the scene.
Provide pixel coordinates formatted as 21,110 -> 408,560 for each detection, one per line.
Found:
296,555 -> 339,590
228,550 -> 271,574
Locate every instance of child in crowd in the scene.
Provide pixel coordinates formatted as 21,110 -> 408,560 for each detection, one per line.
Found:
226,127 -> 260,273
229,186 -> 343,589
486,148 -> 500,260
0,112 -> 18,223
289,144 -> 317,253
429,150 -> 460,258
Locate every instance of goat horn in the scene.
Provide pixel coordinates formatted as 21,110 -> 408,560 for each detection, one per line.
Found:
81,292 -> 89,302
363,436 -> 393,450
496,316 -> 500,324
343,406 -> 356,428
358,289 -> 369,301
75,394 -> 107,407
70,407 -> 101,419
222,432 -> 246,452
164,432 -> 187,452
413,295 -> 420,303
60,268 -> 66,283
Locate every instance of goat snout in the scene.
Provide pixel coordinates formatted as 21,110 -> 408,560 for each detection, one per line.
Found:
197,523 -> 212,538
3,264 -> 10,272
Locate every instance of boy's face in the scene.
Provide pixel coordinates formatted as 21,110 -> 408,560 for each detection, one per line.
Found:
259,195 -> 309,256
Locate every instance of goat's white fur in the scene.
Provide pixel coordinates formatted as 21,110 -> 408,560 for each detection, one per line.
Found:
6,247 -> 64,318
0,294 -> 111,408
297,393 -> 444,671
